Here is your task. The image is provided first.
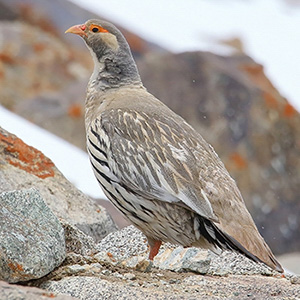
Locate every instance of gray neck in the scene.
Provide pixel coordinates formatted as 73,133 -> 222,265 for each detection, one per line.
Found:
87,42 -> 142,91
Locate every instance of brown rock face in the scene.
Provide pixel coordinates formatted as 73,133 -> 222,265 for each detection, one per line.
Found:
137,52 -> 300,254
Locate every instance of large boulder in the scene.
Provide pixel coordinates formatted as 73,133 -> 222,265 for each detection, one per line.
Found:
0,189 -> 65,283
0,126 -> 117,242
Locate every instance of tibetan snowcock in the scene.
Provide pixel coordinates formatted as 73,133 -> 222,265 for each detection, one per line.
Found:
66,19 -> 283,273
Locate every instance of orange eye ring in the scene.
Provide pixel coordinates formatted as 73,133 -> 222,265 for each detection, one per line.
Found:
89,24 -> 109,33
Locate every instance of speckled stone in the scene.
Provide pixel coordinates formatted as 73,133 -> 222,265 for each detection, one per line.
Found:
0,280 -> 76,300
62,220 -> 98,256
41,276 -> 189,300
0,188 -> 66,283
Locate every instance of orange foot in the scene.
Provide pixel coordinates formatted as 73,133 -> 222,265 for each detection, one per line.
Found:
148,240 -> 162,260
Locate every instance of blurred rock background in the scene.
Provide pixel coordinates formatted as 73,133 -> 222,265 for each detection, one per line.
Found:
0,0 -> 299,268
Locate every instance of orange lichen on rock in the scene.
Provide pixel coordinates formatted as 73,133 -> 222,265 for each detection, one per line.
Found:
18,3 -> 58,37
42,293 -> 56,298
106,252 -> 116,262
7,261 -> 24,272
240,63 -> 275,92
283,103 -> 296,118
68,103 -> 83,118
0,52 -> 16,65
242,64 -> 297,119
0,131 -> 55,179
229,152 -> 248,170
7,260 -> 33,280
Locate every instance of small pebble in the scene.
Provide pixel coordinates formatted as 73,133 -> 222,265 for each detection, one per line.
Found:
136,259 -> 152,272
101,269 -> 111,276
90,263 -> 101,269
169,278 -> 180,284
288,275 -> 300,285
113,272 -> 123,279
124,272 -> 136,280
67,264 -> 86,274
128,282 -> 140,287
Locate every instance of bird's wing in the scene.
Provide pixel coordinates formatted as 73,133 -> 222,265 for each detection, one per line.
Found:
96,105 -> 239,223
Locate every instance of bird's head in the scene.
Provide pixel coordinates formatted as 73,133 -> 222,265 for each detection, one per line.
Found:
65,19 -> 122,59
65,19 -> 141,89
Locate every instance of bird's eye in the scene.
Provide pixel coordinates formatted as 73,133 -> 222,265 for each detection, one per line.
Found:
89,24 -> 109,33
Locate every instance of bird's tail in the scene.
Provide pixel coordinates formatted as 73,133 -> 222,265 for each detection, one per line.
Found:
193,216 -> 283,273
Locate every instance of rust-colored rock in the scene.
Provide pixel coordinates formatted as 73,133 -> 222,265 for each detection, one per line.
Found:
0,129 -> 55,179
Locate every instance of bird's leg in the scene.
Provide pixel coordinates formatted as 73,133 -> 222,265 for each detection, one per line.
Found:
147,237 -> 162,260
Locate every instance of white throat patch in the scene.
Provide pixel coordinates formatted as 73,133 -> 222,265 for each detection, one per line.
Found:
86,45 -> 105,83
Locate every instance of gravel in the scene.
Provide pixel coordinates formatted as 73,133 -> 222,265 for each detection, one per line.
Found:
97,225 -> 276,276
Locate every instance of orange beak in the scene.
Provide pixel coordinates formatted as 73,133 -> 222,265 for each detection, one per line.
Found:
65,24 -> 87,37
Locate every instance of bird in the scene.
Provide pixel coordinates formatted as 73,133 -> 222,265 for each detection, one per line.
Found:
65,19 -> 283,273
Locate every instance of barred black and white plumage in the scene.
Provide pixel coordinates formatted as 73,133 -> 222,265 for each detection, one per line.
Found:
66,19 -> 283,272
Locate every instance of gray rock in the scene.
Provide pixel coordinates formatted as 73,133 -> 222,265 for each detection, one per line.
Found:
124,272 -> 136,280
76,220 -> 117,244
154,247 -> 211,274
207,250 -> 274,276
66,264 -> 87,275
289,275 -> 300,285
62,220 -> 98,256
0,280 -> 77,300
0,188 -> 66,283
0,127 -> 118,243
97,225 -> 148,261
